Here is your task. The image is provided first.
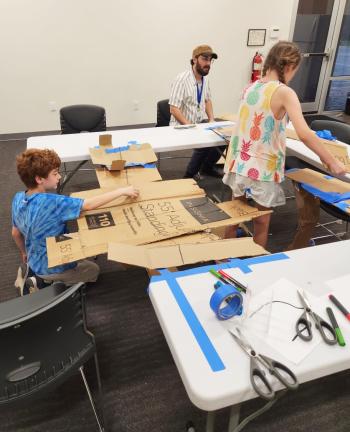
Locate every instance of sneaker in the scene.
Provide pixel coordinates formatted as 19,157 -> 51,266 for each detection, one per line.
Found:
14,264 -> 30,296
24,276 -> 50,295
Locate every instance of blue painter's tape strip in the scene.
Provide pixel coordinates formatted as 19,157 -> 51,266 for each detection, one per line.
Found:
300,183 -> 350,204
164,273 -> 225,372
105,145 -> 130,153
335,201 -> 350,212
125,162 -> 152,167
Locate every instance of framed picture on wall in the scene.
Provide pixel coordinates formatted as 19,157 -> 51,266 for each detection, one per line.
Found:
247,29 -> 266,46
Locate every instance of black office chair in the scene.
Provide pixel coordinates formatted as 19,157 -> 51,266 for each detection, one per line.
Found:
156,99 -> 171,127
58,104 -> 107,192
0,282 -> 105,431
60,104 -> 106,134
309,119 -> 350,240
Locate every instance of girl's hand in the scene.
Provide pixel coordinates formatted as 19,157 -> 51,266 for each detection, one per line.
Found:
325,159 -> 346,176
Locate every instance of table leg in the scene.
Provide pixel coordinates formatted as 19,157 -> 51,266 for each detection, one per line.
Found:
227,404 -> 241,432
206,411 -> 216,432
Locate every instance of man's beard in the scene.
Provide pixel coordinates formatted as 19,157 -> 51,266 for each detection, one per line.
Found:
195,63 -> 210,76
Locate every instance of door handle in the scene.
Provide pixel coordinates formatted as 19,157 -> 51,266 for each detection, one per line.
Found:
302,51 -> 330,59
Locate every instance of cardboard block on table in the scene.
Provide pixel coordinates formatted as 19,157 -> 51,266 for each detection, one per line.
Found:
286,128 -> 350,172
95,166 -> 162,188
286,168 -> 350,214
108,237 -> 267,269
90,143 -> 157,171
47,199 -> 270,268
71,179 -> 205,209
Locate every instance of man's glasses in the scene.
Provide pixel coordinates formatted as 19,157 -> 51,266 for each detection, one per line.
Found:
199,54 -> 215,63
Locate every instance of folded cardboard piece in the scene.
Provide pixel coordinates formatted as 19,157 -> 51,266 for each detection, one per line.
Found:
47,195 -> 270,268
108,237 -> 267,269
71,179 -> 204,209
286,128 -> 350,173
286,168 -> 350,214
90,141 -> 157,171
95,166 -> 162,188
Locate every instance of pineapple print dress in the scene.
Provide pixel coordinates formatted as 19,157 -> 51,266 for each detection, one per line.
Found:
223,80 -> 287,208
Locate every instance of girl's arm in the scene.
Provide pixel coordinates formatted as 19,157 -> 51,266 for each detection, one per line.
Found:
280,86 -> 346,175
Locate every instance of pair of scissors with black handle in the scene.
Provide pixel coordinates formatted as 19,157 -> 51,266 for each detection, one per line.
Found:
296,288 -> 337,345
229,328 -> 299,401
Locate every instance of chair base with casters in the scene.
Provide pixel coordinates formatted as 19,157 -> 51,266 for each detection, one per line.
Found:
0,282 -> 105,431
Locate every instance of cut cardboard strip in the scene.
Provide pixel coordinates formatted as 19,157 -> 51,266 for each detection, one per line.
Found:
71,179 -> 205,208
286,128 -> 350,173
95,166 -> 162,188
47,230 -> 221,269
90,143 -> 157,171
108,237 -> 267,269
99,134 -> 112,147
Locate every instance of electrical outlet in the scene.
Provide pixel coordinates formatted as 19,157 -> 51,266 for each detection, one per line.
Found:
48,101 -> 57,112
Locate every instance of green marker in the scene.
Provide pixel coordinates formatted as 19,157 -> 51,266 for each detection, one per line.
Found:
326,307 -> 346,347
209,269 -> 243,292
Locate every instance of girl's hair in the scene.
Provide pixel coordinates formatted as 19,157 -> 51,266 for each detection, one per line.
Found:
262,41 -> 301,84
16,148 -> 61,188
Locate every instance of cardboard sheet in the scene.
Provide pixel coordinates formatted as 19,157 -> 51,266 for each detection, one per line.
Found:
286,128 -> 350,173
47,198 -> 270,268
71,178 -> 205,209
95,166 -> 162,188
286,168 -> 350,214
107,237 -> 267,269
90,143 -> 157,170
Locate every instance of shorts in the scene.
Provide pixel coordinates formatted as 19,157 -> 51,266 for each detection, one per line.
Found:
223,172 -> 286,208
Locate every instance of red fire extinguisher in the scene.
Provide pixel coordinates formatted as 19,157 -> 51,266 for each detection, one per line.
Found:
251,52 -> 263,82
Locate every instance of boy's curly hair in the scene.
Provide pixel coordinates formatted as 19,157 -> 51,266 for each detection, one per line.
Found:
16,149 -> 61,189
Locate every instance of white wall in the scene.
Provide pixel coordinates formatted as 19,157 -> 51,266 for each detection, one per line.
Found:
0,0 -> 296,134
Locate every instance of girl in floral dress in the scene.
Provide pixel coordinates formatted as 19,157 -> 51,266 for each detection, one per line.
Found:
223,41 -> 345,248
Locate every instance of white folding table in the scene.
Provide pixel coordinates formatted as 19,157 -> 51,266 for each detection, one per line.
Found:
148,240 -> 350,431
27,122 -> 232,162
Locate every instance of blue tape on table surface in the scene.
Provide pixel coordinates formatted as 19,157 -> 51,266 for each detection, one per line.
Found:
149,252 -> 289,372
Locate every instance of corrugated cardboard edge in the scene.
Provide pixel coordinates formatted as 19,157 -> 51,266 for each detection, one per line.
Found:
107,237 -> 268,269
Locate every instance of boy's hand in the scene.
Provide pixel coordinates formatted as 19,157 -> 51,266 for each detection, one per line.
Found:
325,159 -> 346,176
120,185 -> 140,198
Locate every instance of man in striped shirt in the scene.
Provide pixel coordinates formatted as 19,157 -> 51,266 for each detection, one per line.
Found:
169,45 -> 225,178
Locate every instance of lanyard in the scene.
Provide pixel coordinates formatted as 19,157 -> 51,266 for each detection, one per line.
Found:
196,77 -> 204,108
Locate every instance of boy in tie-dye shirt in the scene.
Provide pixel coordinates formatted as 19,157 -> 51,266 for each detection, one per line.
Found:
12,149 -> 139,294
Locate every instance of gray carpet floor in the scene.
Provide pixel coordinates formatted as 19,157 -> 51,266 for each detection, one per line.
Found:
0,136 -> 350,432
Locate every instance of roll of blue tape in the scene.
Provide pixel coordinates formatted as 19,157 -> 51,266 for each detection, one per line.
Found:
210,282 -> 243,320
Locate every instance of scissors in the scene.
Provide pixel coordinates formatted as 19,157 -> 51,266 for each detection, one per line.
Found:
229,328 -> 299,401
296,288 -> 337,345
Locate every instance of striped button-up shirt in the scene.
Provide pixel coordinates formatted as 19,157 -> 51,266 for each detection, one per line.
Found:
169,69 -> 211,125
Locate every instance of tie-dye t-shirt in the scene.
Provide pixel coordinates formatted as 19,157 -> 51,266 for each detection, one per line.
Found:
225,80 -> 287,183
12,192 -> 83,275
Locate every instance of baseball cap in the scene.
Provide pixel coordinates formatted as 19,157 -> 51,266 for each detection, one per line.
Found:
192,45 -> 218,60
